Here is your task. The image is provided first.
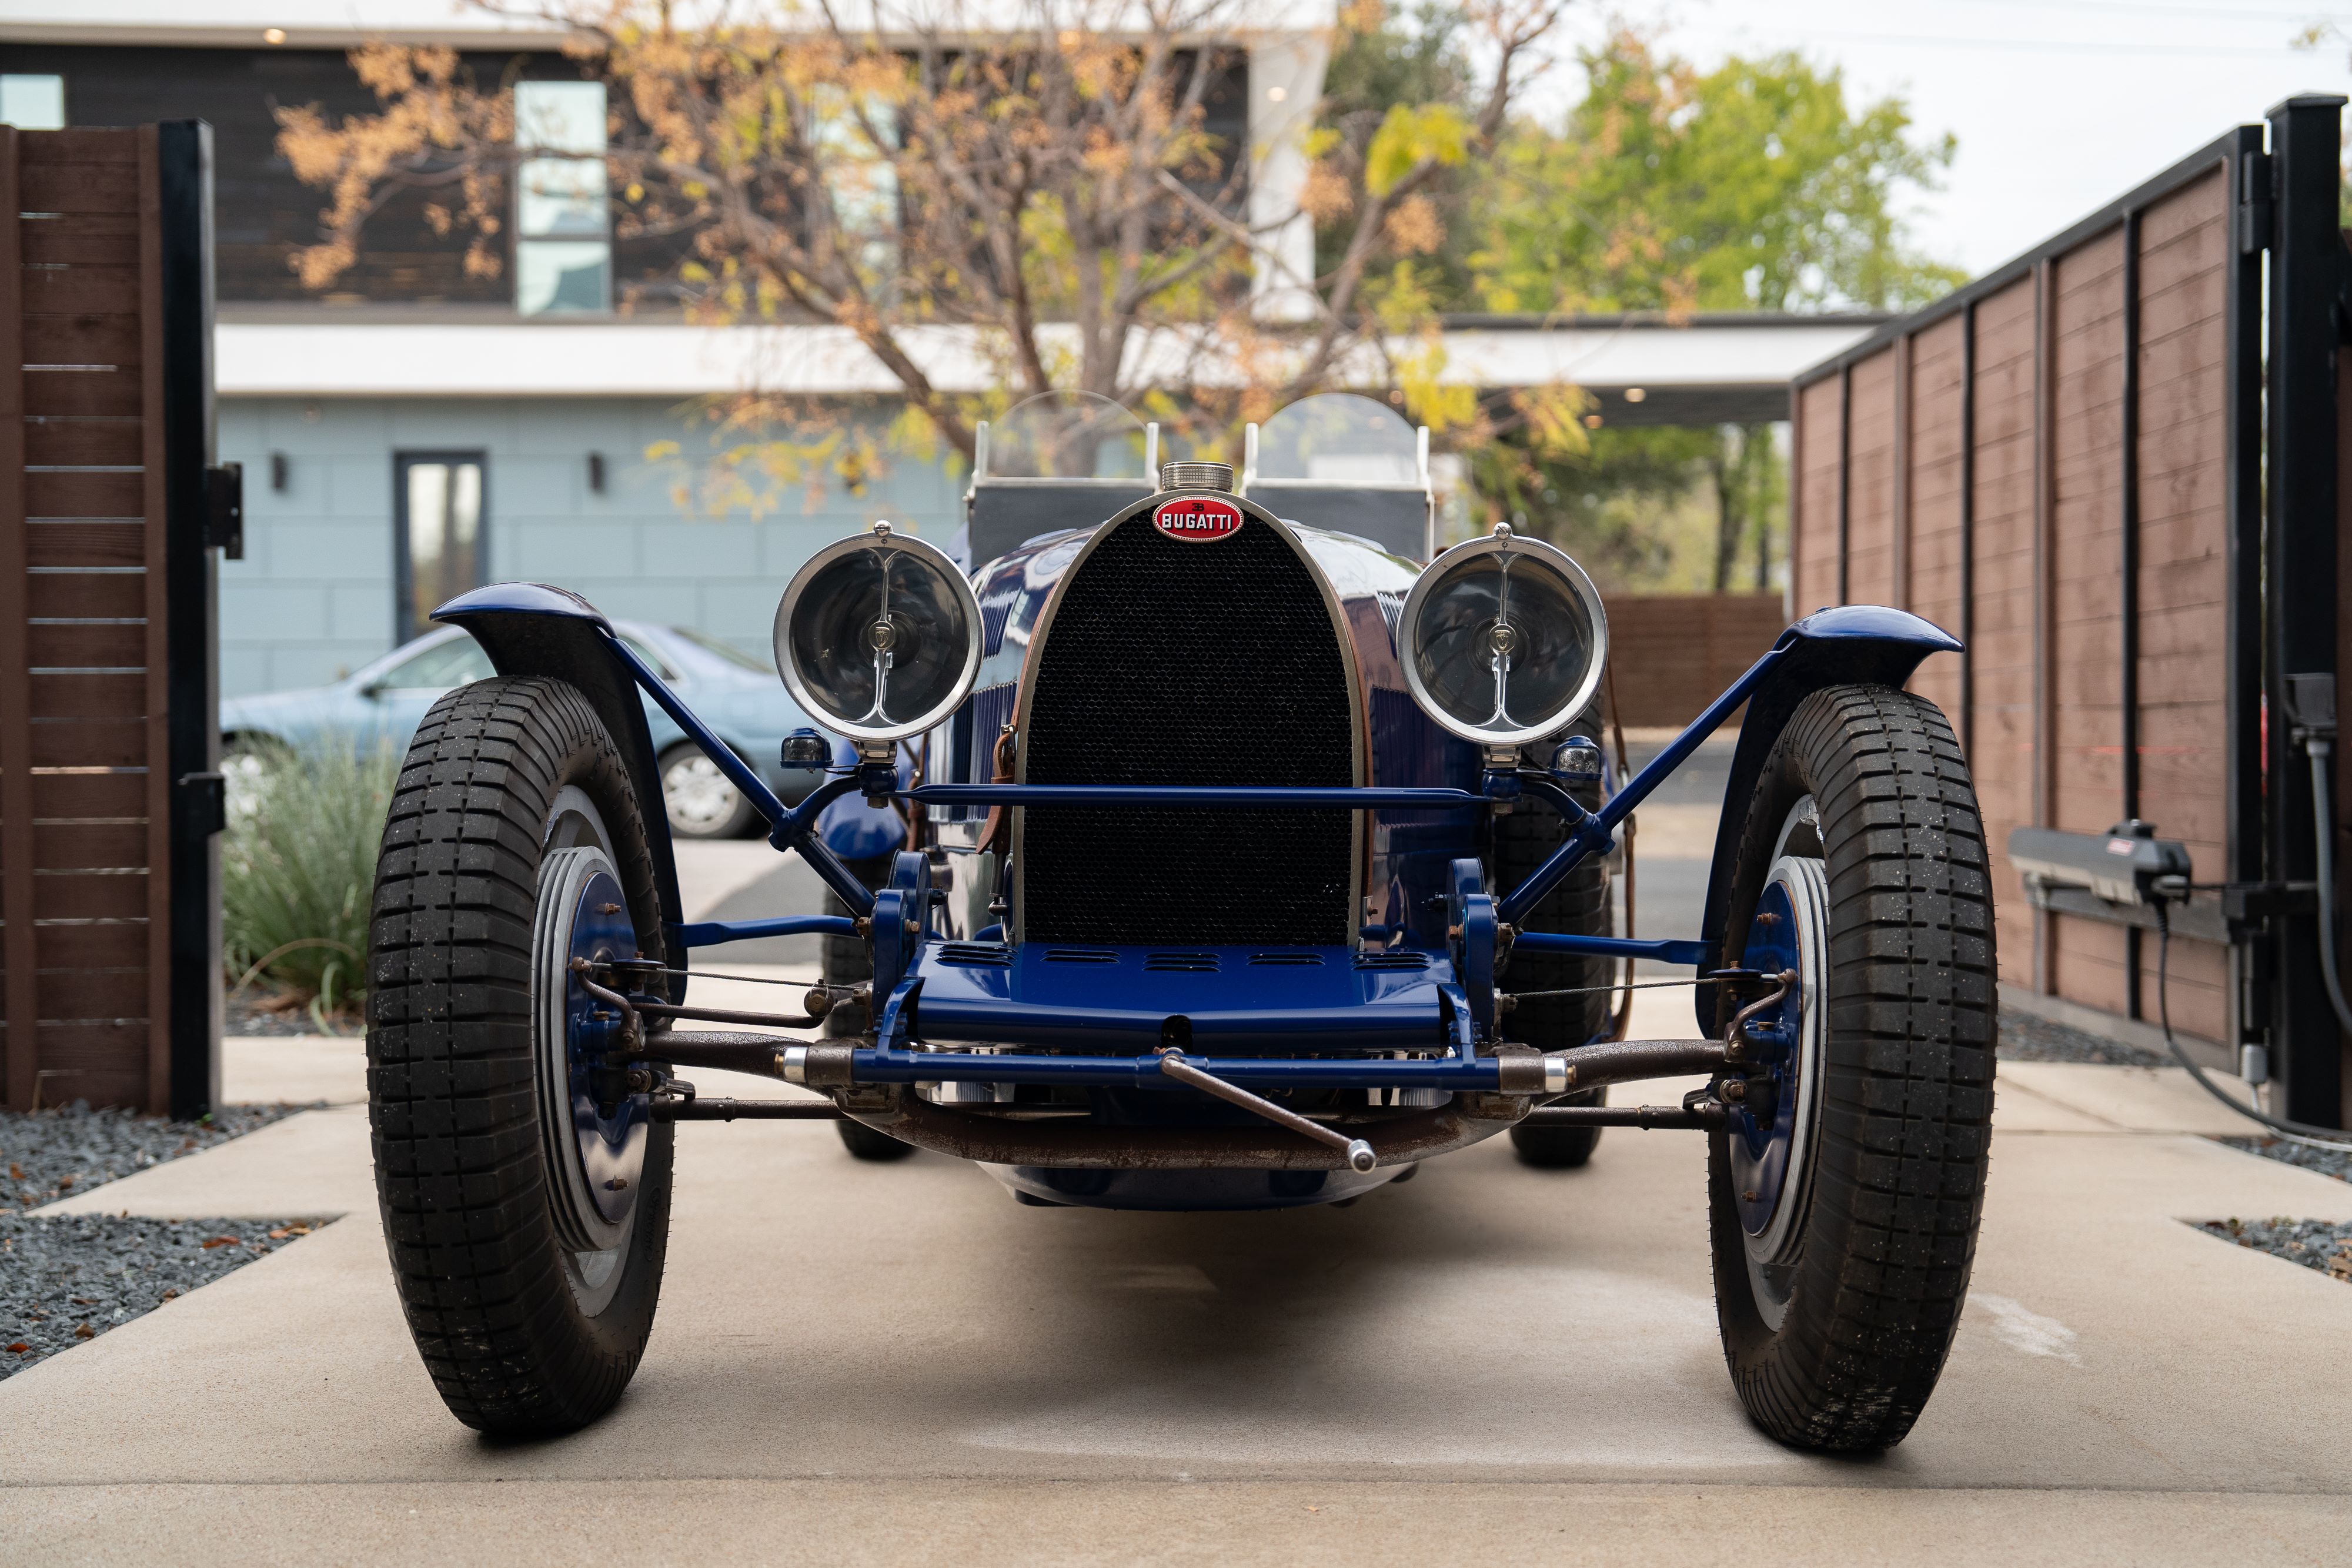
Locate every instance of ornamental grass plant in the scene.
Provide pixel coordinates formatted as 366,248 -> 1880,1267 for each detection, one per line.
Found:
220,737 -> 400,1028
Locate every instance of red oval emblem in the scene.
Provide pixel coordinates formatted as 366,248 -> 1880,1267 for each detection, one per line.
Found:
1152,496 -> 1244,542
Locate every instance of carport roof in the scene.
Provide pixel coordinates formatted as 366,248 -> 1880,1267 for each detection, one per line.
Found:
214,310 -> 1887,422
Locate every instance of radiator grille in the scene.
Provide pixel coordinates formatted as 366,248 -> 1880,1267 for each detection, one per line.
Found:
1021,510 -> 1356,945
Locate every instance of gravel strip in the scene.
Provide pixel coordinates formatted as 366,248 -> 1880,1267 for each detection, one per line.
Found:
225,992 -> 355,1038
2195,1216 -> 2352,1282
1997,1010 -> 2166,1067
2214,1136 -> 2352,1185
1,1215 -> 324,1377
1,1102 -> 318,1213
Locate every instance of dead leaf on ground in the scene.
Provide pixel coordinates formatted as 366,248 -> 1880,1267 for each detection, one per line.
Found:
200,1236 -> 239,1249
72,1324 -> 93,1340
6,1342 -> 28,1353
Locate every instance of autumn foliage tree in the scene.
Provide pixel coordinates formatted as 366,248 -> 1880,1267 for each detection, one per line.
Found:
277,0 -> 1569,474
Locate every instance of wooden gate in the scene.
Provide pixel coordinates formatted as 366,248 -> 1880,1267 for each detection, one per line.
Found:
1,123 -> 230,1117
1789,97 -> 2351,1127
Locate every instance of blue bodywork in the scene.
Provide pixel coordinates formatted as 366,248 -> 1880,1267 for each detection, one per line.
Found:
436,512 -> 1960,1210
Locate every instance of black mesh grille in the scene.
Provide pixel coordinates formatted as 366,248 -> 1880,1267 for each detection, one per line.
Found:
1022,511 -> 1356,945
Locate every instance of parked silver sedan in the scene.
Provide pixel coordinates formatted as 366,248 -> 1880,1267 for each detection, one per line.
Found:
219,621 -> 822,837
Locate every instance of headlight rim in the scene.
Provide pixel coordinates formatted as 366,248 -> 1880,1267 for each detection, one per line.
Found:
1396,529 -> 1610,747
772,526 -> 984,745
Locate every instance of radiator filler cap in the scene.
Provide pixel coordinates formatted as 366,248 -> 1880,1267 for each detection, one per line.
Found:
1159,460 -> 1234,493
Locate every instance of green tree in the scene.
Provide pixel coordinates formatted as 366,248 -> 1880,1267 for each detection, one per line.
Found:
1475,33 -> 1962,317
1311,1 -> 1481,306
1464,34 -> 1959,590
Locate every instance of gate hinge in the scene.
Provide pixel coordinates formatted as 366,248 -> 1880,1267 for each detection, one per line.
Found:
2237,151 -> 2276,255
204,463 -> 244,559
177,772 -> 226,838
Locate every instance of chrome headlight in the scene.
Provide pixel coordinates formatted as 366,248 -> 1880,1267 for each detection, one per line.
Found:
774,523 -> 983,744
1398,527 -> 1608,745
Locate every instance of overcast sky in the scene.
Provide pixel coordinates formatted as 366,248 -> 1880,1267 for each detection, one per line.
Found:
1541,0 -> 2352,279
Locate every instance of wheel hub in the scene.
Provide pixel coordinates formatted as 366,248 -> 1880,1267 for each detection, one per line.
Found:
1728,845 -> 1829,1325
534,847 -> 650,1255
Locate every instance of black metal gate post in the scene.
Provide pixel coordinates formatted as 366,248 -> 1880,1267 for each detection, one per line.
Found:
2263,94 -> 2349,1129
158,121 -> 226,1120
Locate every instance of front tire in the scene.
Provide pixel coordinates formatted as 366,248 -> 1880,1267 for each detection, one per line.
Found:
369,677 -> 675,1435
1497,748 -> 1612,1169
1708,684 -> 1994,1453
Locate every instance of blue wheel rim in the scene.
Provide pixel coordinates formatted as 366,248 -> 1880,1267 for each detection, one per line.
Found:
1730,876 -> 1806,1238
560,865 -> 647,1232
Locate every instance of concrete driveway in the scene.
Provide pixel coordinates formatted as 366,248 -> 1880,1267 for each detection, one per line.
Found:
6,838 -> 2351,1563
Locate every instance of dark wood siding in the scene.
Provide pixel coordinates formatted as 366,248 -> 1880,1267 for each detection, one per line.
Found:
11,44 -> 1253,312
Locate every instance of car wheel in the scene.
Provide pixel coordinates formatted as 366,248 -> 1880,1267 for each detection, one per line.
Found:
1708,684 -> 1994,1453
368,676 -> 674,1436
660,744 -> 760,839
1495,747 -> 1613,1169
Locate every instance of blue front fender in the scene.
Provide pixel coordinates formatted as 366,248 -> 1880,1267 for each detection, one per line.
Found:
1694,605 -> 1962,1032
431,584 -> 687,974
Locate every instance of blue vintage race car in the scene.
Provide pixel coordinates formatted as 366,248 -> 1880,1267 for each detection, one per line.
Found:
366,394 -> 1993,1455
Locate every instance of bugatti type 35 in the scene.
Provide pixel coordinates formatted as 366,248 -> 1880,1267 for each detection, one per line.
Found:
365,394 -> 1994,1453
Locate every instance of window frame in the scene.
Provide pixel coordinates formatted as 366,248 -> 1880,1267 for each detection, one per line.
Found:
393,450 -> 492,647
513,78 -> 612,316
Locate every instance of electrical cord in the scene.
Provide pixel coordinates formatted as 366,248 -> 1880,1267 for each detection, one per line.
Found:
2305,740 -> 2352,1040
2153,903 -> 2352,1154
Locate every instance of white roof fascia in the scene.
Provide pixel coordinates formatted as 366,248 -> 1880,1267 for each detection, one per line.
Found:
215,317 -> 1885,399
0,0 -> 575,48
1438,322 -> 1887,389
0,0 -> 1334,48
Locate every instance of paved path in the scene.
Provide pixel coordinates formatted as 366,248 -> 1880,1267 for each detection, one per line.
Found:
5,977 -> 2350,1564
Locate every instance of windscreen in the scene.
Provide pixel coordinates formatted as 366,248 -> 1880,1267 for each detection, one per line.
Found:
988,391 -> 1150,480
1257,393 -> 1420,484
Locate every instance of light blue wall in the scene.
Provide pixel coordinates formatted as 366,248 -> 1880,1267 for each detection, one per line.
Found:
216,397 -> 964,698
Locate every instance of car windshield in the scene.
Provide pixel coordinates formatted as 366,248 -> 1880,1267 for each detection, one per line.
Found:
377,634 -> 493,689
668,626 -> 772,675
1256,393 -> 1421,484
987,390 -> 1150,479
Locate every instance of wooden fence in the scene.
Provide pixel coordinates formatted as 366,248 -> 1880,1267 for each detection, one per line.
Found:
1602,594 -> 1787,728
1790,125 -> 2265,1054
2,124 -> 226,1115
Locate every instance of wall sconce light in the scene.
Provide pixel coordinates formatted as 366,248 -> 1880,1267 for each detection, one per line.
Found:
587,452 -> 607,494
270,452 -> 289,492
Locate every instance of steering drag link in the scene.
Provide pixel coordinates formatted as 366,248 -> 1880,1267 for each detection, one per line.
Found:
1155,1049 -> 1380,1172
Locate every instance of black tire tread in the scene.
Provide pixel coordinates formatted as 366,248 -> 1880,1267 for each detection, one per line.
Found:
1496,760 -> 1612,1168
1710,683 -> 1994,1452
368,676 -> 673,1435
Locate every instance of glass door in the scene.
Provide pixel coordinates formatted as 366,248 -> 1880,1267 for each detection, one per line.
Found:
395,453 -> 488,646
